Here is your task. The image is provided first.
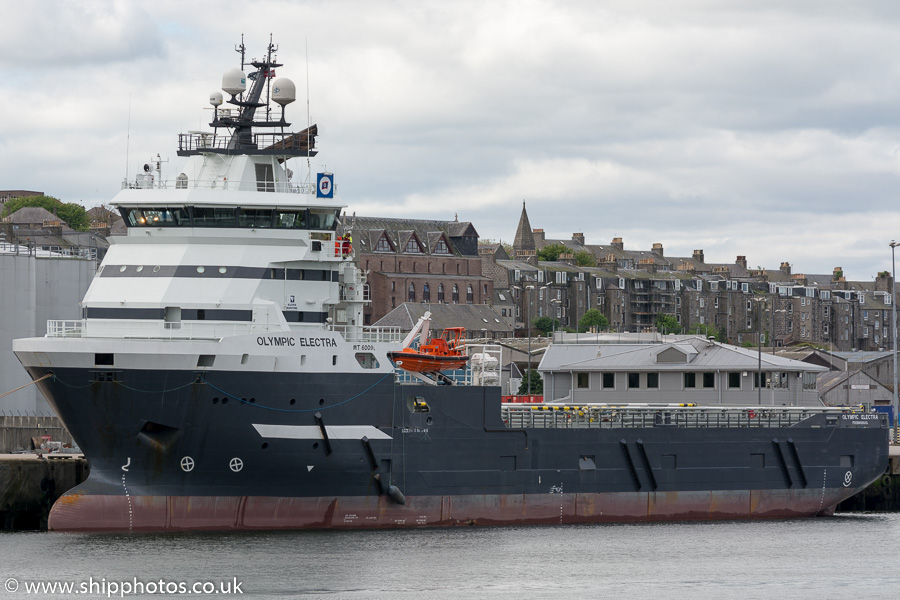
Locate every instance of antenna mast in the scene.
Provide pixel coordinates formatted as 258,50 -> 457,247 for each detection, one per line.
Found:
235,34 -> 246,102
124,93 -> 132,186
306,37 -> 311,186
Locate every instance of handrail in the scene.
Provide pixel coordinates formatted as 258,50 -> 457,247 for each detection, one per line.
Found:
501,404 -> 883,430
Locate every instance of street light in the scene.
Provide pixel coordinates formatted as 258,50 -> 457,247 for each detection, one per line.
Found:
752,296 -> 766,406
891,241 -> 899,439
550,298 -> 561,341
525,285 -> 538,395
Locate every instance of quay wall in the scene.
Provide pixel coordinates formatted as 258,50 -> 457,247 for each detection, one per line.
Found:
0,455 -> 88,529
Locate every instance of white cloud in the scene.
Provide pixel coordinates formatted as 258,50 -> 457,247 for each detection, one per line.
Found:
2,0 -> 900,281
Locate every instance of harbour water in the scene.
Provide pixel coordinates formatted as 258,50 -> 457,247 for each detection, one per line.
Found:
2,513 -> 899,599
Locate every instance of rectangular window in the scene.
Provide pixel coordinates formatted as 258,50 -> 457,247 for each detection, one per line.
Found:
628,372 -> 640,389
728,372 -> 741,389
702,372 -> 715,388
602,373 -> 615,389
576,373 -> 589,389
647,373 -> 659,388
684,372 -> 696,388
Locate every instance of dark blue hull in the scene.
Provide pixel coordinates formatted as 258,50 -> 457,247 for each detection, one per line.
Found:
30,367 -> 890,531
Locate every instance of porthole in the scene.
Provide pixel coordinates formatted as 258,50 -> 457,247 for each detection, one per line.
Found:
426,416 -> 434,425
219,266 -> 227,274
319,398 -> 325,406
196,266 -> 206,274
212,397 -> 219,404
222,397 -> 229,405
153,265 -> 161,273
136,266 -> 144,273
289,398 -> 296,405
261,443 -> 269,450
313,442 -> 319,449
119,265 -> 127,272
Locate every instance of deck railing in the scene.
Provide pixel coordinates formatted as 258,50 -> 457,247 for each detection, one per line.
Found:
46,319 -> 404,343
501,404 -> 883,430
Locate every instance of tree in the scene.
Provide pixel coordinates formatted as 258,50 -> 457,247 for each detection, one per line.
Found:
537,243 -> 569,262
0,195 -> 89,231
578,308 -> 609,332
533,316 -> 559,336
517,369 -> 543,395
688,323 -> 728,343
656,313 -> 681,334
575,250 -> 596,267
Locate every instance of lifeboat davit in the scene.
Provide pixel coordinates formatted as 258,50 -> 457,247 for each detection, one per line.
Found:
388,327 -> 469,373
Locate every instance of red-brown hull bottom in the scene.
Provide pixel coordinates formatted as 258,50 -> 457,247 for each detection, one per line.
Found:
49,488 -> 851,532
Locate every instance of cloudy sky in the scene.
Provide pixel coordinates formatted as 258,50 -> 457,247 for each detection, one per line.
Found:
2,0 -> 899,281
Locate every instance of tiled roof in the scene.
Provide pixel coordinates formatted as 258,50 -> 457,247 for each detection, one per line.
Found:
342,216 -> 476,257
374,303 -> 513,334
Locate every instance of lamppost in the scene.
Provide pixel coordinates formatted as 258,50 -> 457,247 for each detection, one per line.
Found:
891,241 -> 899,438
525,285 -> 534,395
551,298 -> 561,341
752,296 -> 766,405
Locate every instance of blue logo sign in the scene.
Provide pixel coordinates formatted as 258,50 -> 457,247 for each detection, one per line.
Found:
317,173 -> 334,198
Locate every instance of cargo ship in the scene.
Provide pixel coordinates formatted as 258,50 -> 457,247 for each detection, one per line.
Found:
13,42 -> 889,531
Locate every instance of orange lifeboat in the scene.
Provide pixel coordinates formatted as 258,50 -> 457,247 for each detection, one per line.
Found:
388,327 -> 469,373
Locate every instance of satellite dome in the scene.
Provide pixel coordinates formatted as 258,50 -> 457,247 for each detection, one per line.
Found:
271,78 -> 296,106
222,68 -> 246,96
209,91 -> 223,107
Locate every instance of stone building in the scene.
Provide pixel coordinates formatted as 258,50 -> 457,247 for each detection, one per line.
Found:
341,216 -> 493,325
487,204 -> 896,351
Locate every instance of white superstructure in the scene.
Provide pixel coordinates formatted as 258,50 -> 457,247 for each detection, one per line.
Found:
15,40 -> 402,379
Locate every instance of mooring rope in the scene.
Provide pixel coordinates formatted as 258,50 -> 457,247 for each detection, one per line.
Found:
0,373 -> 53,399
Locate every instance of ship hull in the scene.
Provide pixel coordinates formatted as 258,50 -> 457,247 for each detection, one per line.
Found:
22,365 -> 890,532
50,488 -> 860,532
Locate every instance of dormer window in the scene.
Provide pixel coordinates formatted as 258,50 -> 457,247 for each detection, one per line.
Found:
375,235 -> 393,253
434,239 -> 450,254
405,238 -> 422,253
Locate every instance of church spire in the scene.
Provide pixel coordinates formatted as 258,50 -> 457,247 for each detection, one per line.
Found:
513,201 -> 536,259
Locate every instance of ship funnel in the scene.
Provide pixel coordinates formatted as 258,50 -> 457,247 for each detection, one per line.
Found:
222,68 -> 246,97
271,78 -> 296,106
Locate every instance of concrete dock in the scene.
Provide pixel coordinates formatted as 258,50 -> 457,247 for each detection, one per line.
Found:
0,453 -> 88,529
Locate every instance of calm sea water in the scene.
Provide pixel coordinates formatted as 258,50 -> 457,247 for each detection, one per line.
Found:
1,514 -> 898,599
